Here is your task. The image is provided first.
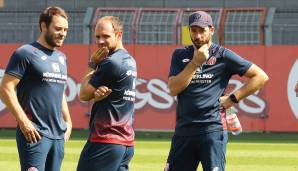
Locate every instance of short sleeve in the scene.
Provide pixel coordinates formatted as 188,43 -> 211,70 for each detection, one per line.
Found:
224,49 -> 252,76
89,59 -> 119,88
169,49 -> 183,77
5,49 -> 30,79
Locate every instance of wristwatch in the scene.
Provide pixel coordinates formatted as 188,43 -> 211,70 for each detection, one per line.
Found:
229,94 -> 239,103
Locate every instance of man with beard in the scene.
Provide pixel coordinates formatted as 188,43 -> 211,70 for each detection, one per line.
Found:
164,11 -> 269,171
0,7 -> 72,171
77,16 -> 136,171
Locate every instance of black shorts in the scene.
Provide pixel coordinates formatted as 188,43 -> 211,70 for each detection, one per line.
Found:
77,141 -> 134,171
16,128 -> 64,171
166,130 -> 228,171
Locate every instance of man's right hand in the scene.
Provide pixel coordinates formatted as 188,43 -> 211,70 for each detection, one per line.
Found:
91,47 -> 109,64
220,95 -> 235,109
94,86 -> 112,102
19,118 -> 41,144
191,44 -> 209,66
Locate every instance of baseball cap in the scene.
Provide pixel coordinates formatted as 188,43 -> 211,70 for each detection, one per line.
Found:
189,11 -> 213,28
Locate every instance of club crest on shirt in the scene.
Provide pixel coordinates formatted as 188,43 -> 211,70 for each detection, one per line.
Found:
212,167 -> 219,171
52,63 -> 60,72
58,56 -> 65,65
207,56 -> 216,65
27,167 -> 38,171
182,58 -> 190,63
40,55 -> 47,60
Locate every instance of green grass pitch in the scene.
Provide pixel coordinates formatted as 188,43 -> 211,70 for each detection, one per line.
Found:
1,129 -> 298,171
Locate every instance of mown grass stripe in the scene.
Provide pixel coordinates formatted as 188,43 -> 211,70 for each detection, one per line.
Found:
1,131 -> 298,171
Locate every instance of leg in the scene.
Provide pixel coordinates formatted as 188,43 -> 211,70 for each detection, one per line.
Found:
200,131 -> 227,171
118,146 -> 134,171
222,130 -> 228,154
16,128 -> 50,171
166,135 -> 199,171
45,138 -> 64,171
77,141 -> 127,171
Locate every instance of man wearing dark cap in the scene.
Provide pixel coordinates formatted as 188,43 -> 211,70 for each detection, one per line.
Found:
164,11 -> 269,171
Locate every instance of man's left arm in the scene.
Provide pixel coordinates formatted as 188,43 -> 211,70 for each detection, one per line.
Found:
221,64 -> 269,108
62,94 -> 72,142
79,68 -> 112,102
79,68 -> 97,101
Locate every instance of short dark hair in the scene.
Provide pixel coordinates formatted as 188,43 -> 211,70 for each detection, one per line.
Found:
39,6 -> 68,31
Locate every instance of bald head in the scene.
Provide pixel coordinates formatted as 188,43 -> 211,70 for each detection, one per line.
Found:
96,16 -> 123,33
94,16 -> 124,52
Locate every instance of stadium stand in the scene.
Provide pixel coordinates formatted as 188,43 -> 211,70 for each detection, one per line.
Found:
0,10 -> 40,43
64,9 -> 86,43
0,9 -> 86,43
272,8 -> 298,45
221,8 -> 266,45
2,0 -> 298,9
136,8 -> 180,44
91,8 -> 139,44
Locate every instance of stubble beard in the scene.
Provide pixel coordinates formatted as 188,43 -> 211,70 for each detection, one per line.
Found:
44,31 -> 62,48
106,43 -> 117,55
191,35 -> 211,49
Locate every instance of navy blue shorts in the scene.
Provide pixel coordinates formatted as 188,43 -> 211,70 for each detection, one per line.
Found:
16,128 -> 64,171
166,130 -> 228,171
76,141 -> 134,171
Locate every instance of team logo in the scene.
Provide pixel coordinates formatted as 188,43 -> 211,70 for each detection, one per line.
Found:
27,167 -> 38,171
212,167 -> 219,171
52,63 -> 60,73
126,70 -> 137,77
182,58 -> 190,62
40,56 -> 47,60
287,59 -> 298,120
192,13 -> 202,22
207,56 -> 216,65
58,56 -> 65,65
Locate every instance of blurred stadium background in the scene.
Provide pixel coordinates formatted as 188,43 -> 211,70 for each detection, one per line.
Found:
0,0 -> 298,45
1,0 -> 298,170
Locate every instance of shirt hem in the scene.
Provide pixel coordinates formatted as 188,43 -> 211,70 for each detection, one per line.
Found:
89,138 -> 134,146
174,127 -> 224,136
